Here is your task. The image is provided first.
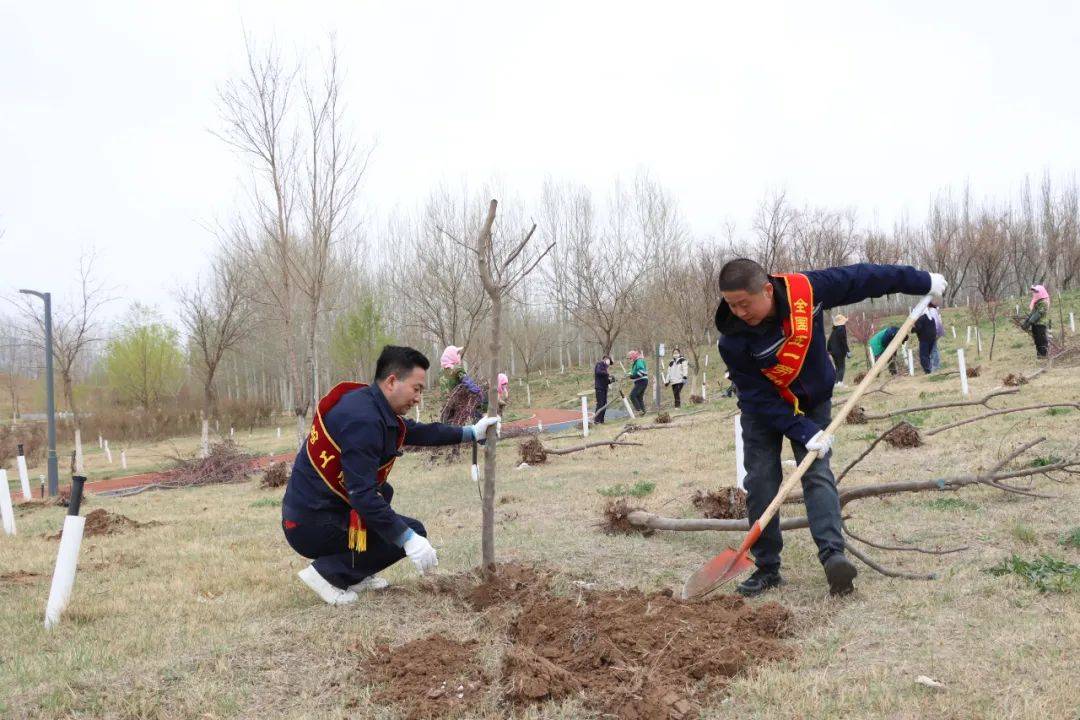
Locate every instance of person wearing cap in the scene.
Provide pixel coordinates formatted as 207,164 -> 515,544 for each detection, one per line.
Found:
1021,285 -> 1051,358
826,314 -> 850,385
282,345 -> 500,605
715,258 -> 946,597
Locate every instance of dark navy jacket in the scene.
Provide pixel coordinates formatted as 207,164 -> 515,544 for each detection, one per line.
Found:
283,383 -> 466,546
716,264 -> 930,444
594,361 -> 613,390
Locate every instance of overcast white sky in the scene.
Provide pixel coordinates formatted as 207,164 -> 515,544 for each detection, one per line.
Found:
2,0 -> 1079,323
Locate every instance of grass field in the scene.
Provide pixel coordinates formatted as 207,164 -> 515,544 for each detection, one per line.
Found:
2,306 -> 1079,719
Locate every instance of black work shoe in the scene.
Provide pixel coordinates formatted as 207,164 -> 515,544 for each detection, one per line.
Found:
824,554 -> 858,596
736,568 -> 784,597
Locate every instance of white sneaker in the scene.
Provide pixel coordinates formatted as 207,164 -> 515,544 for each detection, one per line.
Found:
349,575 -> 390,593
298,565 -> 359,606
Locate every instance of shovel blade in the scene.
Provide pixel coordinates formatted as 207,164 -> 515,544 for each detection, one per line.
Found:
681,548 -> 755,600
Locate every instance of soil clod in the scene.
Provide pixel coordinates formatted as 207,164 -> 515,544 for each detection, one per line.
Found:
884,421 -> 923,448
692,487 -> 748,520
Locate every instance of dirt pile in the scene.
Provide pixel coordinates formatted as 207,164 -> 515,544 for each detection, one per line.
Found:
1002,372 -> 1028,387
48,508 -> 156,539
656,411 -> 673,424
846,406 -> 868,424
363,634 -> 486,720
600,498 -> 651,536
966,365 -> 981,378
689,394 -> 705,404
260,461 -> 290,489
884,421 -> 923,448
518,436 -> 547,465
503,590 -> 793,719
853,371 -> 867,383
692,487 -> 748,519
380,565 -> 796,720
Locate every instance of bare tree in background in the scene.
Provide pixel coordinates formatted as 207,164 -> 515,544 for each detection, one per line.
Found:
393,190 -> 491,354
178,246 -> 254,420
551,182 -> 653,355
469,199 -> 553,571
217,38 -> 305,439
218,38 -> 366,441
15,251 -> 112,425
790,207 -> 859,270
919,189 -> 973,305
752,189 -> 796,272
659,242 -> 726,393
505,293 -> 554,387
294,42 -> 368,415
969,211 -> 1009,358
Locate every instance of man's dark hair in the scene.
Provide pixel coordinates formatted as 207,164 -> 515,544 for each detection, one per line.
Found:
374,345 -> 430,381
718,258 -> 769,293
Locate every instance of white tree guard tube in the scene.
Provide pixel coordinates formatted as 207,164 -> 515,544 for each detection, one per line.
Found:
0,469 -> 15,535
957,349 -> 970,397
734,416 -> 747,492
581,395 -> 589,438
17,451 -> 32,501
44,515 -> 85,628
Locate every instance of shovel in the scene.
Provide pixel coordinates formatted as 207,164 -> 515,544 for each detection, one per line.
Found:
682,294 -> 934,600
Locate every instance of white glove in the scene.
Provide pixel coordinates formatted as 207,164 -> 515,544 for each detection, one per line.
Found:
928,272 -> 947,299
805,430 -> 834,455
403,532 -> 438,574
469,415 -> 501,439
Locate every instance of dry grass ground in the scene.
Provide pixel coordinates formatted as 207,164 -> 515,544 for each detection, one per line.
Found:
2,317 -> 1079,719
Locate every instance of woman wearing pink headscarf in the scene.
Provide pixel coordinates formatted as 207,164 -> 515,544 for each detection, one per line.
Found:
437,345 -> 488,423
496,373 -> 510,411
1020,285 -> 1051,358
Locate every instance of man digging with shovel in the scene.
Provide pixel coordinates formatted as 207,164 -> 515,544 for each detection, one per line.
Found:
282,345 -> 500,605
714,259 -> 946,597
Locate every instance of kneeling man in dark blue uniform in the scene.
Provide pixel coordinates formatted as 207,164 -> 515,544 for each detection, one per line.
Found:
282,345 -> 499,605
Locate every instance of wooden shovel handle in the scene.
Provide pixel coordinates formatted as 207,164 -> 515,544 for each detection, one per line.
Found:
753,295 -> 933,531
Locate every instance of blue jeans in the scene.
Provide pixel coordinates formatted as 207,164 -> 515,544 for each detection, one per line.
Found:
740,401 -> 845,572
930,343 -> 941,371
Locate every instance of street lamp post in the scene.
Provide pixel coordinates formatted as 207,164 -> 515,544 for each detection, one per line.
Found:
18,289 -> 59,496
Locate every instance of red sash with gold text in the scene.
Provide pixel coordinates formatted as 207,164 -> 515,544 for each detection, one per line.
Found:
760,273 -> 814,415
306,381 -> 406,552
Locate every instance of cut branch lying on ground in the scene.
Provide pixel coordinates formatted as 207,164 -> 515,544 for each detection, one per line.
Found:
836,422 -> 906,483
861,387 -> 1019,420
617,441 -> 1078,579
924,402 -> 1080,436
545,440 -> 643,455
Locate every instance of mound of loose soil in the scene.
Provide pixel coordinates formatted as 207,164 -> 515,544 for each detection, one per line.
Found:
853,371 -> 867,383
397,564 -> 796,720
1002,372 -> 1028,387
689,394 -> 705,404
518,436 -> 547,465
503,588 -> 793,719
656,411 -> 673,424
966,365 -> 981,378
600,498 -> 652,536
260,461 -> 290,489
420,563 -> 554,612
363,634 -> 486,720
47,508 -> 156,539
884,421 -> 923,448
846,406 -> 868,424
692,488 -> 748,520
